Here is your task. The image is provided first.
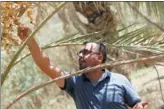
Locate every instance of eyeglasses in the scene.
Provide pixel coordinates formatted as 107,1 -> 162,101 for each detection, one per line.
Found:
77,49 -> 100,56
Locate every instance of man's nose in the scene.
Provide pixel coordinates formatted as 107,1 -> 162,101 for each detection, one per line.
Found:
79,52 -> 84,58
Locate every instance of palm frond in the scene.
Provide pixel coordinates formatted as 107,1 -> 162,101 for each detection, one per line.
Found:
132,2 -> 164,20
5,54 -> 164,109
1,2 -> 67,86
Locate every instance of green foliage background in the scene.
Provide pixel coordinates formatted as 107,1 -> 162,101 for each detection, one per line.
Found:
1,2 -> 164,109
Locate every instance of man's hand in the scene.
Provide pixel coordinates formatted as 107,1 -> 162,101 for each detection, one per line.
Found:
18,24 -> 32,42
132,101 -> 148,109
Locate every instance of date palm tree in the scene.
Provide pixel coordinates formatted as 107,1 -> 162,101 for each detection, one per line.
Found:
52,1 -> 164,79
1,2 -> 164,109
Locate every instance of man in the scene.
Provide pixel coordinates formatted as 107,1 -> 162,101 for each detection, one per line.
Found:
18,24 -> 147,109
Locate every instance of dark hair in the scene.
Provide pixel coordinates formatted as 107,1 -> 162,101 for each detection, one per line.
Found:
83,41 -> 107,63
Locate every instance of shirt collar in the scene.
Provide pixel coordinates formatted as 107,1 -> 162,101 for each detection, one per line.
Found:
82,69 -> 111,82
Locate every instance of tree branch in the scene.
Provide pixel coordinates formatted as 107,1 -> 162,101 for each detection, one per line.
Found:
127,2 -> 164,32
13,41 -> 163,68
12,30 -> 105,67
5,54 -> 164,109
13,43 -> 82,66
155,63 -> 164,67
153,65 -> 164,103
1,2 -> 67,86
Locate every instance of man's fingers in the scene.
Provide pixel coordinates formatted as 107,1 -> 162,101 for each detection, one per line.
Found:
134,102 -> 148,109
17,24 -> 31,41
132,102 -> 148,109
142,102 -> 148,109
143,105 -> 148,109
142,102 -> 148,107
134,105 -> 143,109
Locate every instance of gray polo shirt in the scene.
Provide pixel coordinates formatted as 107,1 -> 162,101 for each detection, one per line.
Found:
61,70 -> 141,109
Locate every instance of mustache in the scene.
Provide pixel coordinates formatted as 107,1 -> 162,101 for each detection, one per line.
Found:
79,65 -> 87,70
78,57 -> 85,63
79,60 -> 87,70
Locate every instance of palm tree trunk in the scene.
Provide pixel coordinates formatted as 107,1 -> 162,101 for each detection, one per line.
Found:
73,1 -> 132,80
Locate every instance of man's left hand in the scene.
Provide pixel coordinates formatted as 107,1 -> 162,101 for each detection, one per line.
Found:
132,101 -> 148,109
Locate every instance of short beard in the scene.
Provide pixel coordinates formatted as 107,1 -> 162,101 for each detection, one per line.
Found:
79,64 -> 87,70
79,64 -> 89,77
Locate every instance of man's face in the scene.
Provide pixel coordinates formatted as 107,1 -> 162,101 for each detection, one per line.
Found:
78,43 -> 103,70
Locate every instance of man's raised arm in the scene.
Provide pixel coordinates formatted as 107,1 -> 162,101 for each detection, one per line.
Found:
18,24 -> 65,88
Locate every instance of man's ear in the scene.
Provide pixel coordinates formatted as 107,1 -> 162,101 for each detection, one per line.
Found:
98,53 -> 103,63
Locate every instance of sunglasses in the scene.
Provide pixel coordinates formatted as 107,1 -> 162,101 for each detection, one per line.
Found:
77,49 -> 100,56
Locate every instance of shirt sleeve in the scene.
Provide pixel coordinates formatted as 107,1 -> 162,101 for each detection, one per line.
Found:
60,71 -> 76,97
122,76 -> 141,107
